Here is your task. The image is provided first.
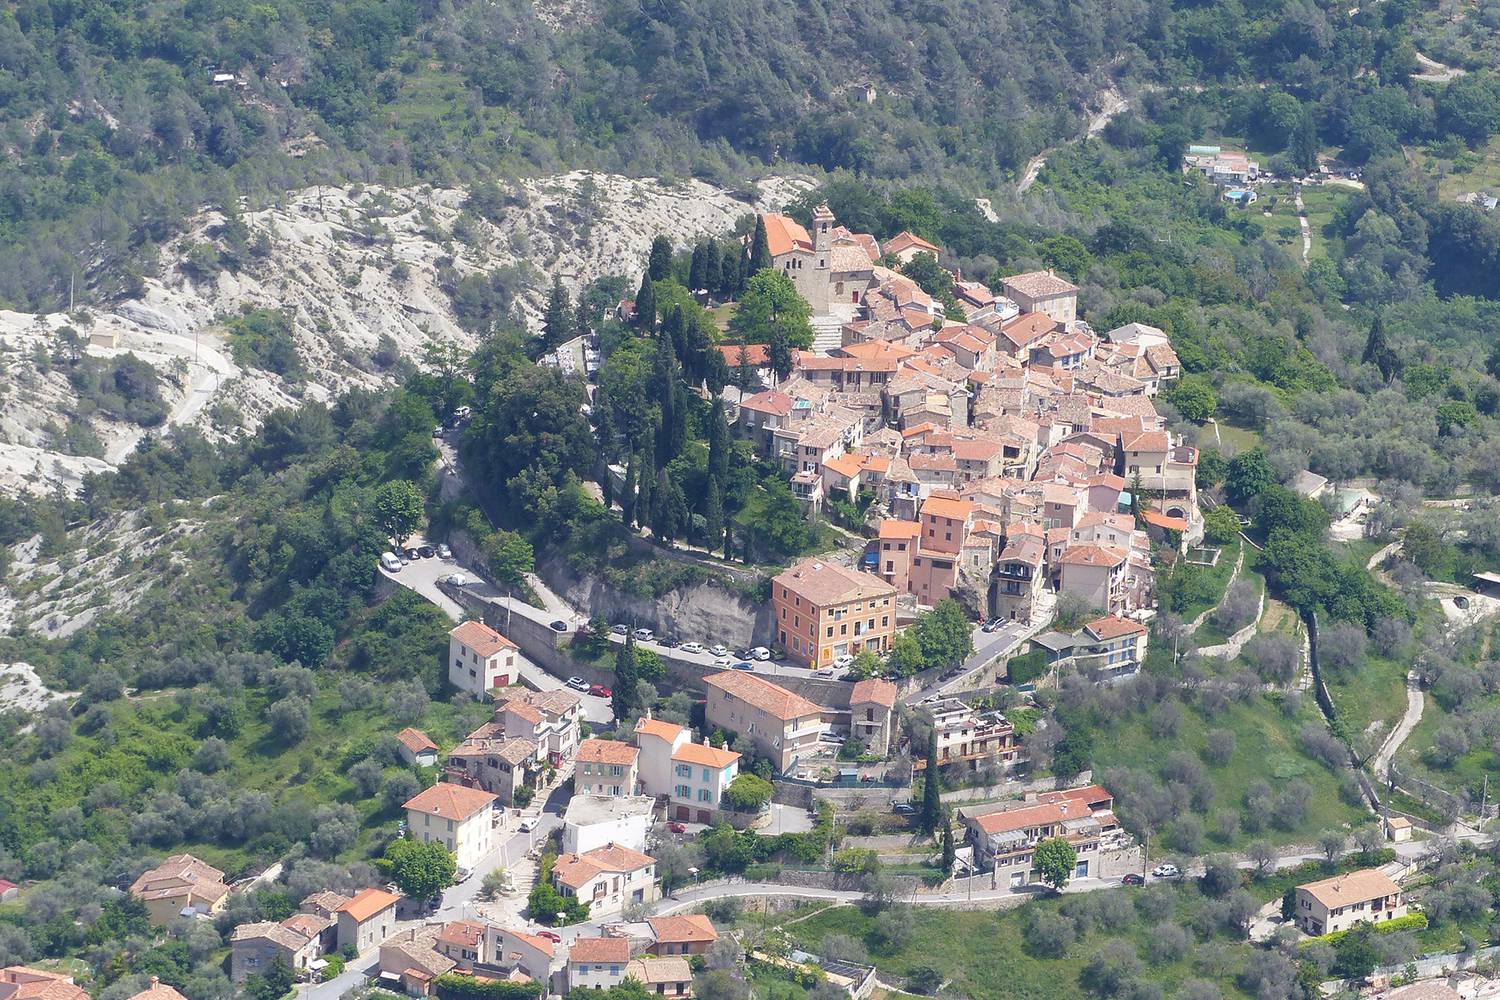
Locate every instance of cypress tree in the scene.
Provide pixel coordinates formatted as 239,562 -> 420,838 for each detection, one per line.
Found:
648,236 -> 673,282
749,216 -> 772,275
637,448 -> 656,530
921,729 -> 942,834
703,475 -> 724,549
620,455 -> 637,526
542,276 -> 573,351
634,272 -> 656,332
613,635 -> 639,721
941,817 -> 956,873
768,328 -> 794,384
720,241 -> 742,297
707,397 -> 730,484
723,520 -> 734,561
1363,314 -> 1399,383
734,343 -> 755,391
689,241 -> 709,292
704,240 -> 722,298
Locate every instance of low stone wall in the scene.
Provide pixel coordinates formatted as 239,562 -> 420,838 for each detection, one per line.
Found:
773,869 -> 923,894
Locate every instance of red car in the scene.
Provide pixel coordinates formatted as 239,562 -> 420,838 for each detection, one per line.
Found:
537,930 -> 562,943
667,821 -> 687,834
589,684 -> 612,698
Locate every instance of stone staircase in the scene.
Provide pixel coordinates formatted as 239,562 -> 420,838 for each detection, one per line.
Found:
810,314 -> 845,353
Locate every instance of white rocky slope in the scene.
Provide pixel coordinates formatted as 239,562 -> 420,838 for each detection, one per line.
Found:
0,171 -> 811,496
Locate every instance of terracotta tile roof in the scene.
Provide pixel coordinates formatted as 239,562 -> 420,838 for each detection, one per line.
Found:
1002,270 -> 1079,299
837,340 -> 916,362
883,231 -> 941,257
921,494 -> 975,521
1298,869 -> 1401,909
499,927 -> 556,957
436,920 -> 486,950
908,452 -> 957,473
830,245 -> 875,273
129,854 -> 230,907
704,671 -> 822,722
1057,543 -> 1128,568
0,970 -> 88,1000
1083,616 -> 1147,640
878,519 -> 922,539
522,688 -> 581,716
671,741 -> 741,769
647,914 -> 718,945
300,890 -> 350,915
403,783 -> 496,822
773,559 -> 895,609
449,620 -> 515,657
739,391 -> 795,418
553,844 -> 656,890
498,700 -> 545,726
1142,510 -> 1187,531
125,978 -> 189,1000
624,957 -> 693,985
822,453 -> 864,479
281,913 -> 330,939
970,799 -> 1088,835
577,739 -> 639,767
718,344 -> 770,367
1123,430 -> 1170,453
1037,784 -> 1114,808
850,679 -> 897,709
763,214 -> 811,258
397,728 -> 438,754
336,888 -> 401,923
231,920 -> 314,950
635,718 -> 685,743
569,937 -> 631,964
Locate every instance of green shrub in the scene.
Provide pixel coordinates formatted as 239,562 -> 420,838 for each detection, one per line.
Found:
1297,912 -> 1428,947
1007,649 -> 1048,685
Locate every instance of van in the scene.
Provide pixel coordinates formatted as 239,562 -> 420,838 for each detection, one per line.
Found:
380,552 -> 402,572
750,646 -> 772,661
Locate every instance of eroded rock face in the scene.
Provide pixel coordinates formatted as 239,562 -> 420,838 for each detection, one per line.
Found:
0,171 -> 812,497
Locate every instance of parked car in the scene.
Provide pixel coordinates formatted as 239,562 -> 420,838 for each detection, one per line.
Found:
982,617 -> 1004,632
713,656 -> 731,668
814,667 -> 834,678
750,646 -> 772,661
732,661 -> 754,671
632,627 -> 654,641
666,821 -> 686,834
437,543 -> 452,559
1151,864 -> 1181,878
404,547 -> 421,561
518,817 -> 539,833
611,624 -> 629,635
709,644 -> 728,658
565,677 -> 589,692
397,552 -> 411,566
446,573 -> 468,586
536,929 -> 560,944
549,620 -> 568,632
588,684 -> 612,698
1121,873 -> 1145,886
680,641 -> 705,655
659,635 -> 681,649
833,653 -> 854,669
380,552 -> 402,572
418,545 -> 436,558
455,867 -> 472,883
892,802 -> 917,815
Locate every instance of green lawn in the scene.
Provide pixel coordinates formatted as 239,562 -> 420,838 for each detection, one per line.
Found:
1324,647 -> 1409,749
1297,185 -> 1356,261
1170,539 -> 1243,624
1212,422 -> 1263,458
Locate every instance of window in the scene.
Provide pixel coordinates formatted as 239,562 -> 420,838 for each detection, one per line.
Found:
675,763 -> 692,777
674,784 -> 691,799
697,788 -> 711,802
702,767 -> 711,781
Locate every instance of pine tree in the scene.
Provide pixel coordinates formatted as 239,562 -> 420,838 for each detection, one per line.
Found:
613,635 -> 639,721
749,216 -> 772,275
621,455 -> 637,527
921,730 -> 942,834
689,241 -> 709,292
703,476 -> 724,550
707,397 -> 730,484
648,236 -> 673,282
941,817 -> 956,873
1363,314 -> 1399,383
733,343 -> 755,392
542,276 -> 573,351
704,240 -> 722,298
634,272 -> 656,332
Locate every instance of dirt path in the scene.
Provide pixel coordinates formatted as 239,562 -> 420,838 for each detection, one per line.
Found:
1413,51 -> 1466,83
1018,87 -> 1128,193
1294,190 -> 1311,265
1372,677 -> 1423,780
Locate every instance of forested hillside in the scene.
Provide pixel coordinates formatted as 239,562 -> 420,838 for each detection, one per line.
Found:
7,0 -> 1500,313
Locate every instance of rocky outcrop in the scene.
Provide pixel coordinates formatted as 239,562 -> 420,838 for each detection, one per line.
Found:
0,171 -> 813,497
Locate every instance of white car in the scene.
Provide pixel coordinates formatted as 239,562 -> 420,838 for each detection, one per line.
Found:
713,656 -> 731,668
1151,863 -> 1181,878
709,644 -> 728,658
446,573 -> 467,586
750,646 -> 772,661
565,677 -> 589,692
632,627 -> 654,642
518,817 -> 539,833
437,543 -> 452,559
833,654 -> 855,669
380,552 -> 402,572
680,641 -> 705,655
